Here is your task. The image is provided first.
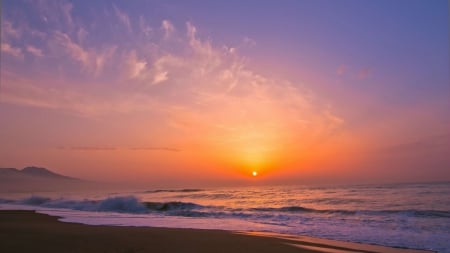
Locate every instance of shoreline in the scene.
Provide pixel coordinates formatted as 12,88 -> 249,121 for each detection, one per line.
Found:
0,210 -> 434,253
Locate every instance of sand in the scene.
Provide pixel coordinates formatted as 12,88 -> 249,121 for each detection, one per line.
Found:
0,210 -> 433,253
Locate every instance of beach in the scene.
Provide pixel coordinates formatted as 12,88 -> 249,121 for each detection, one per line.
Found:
0,210 -> 432,253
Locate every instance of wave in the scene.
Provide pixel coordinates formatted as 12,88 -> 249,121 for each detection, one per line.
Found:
250,206 -> 356,215
21,196 -> 52,205
251,205 -> 450,218
144,201 -> 203,211
97,196 -> 148,213
376,209 -> 450,218
18,195 -> 148,213
11,196 -> 201,214
309,197 -> 366,205
0,198 -> 14,204
3,196 -> 449,219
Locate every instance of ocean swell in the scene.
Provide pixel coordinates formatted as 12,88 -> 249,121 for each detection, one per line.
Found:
18,196 -> 148,213
5,196 -> 450,219
144,201 -> 202,211
250,205 -> 450,218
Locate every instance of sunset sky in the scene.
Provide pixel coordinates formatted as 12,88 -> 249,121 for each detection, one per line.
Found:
1,0 -> 449,186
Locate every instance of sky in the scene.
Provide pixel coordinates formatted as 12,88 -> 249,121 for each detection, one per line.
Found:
1,0 -> 449,186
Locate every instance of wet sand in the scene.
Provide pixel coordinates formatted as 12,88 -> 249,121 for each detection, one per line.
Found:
0,210 -> 433,253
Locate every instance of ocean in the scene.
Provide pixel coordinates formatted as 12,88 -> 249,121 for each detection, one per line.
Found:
1,182 -> 449,252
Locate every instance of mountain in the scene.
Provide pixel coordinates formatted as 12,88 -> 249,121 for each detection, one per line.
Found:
0,166 -> 78,180
0,166 -> 81,192
21,166 -> 77,180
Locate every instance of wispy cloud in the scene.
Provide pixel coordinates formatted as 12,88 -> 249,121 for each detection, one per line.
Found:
125,50 -> 147,79
59,1 -> 74,28
57,146 -> 180,152
58,146 -> 117,151
1,21 -> 21,40
52,31 -> 115,75
242,36 -> 256,47
26,45 -> 44,57
53,31 -> 89,65
161,20 -> 174,39
77,27 -> 88,43
1,43 -> 23,58
1,6 -> 343,154
129,147 -> 180,152
152,70 -> 168,84
33,0 -> 74,29
139,16 -> 152,37
113,4 -> 132,32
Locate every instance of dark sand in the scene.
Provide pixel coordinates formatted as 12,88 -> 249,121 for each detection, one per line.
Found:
0,210 -> 432,253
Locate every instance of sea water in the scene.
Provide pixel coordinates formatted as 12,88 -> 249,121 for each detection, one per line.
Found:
1,182 -> 449,252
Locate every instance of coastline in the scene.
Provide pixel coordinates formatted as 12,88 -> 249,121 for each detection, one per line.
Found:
0,210 -> 434,253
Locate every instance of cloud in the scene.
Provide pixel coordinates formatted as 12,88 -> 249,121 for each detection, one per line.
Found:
243,37 -> 256,47
52,31 -> 115,75
129,147 -> 180,152
187,22 -> 212,55
161,20 -> 174,38
1,43 -> 23,58
324,109 -> 344,128
26,45 -> 44,57
152,70 -> 168,84
77,27 -> 88,43
58,146 -> 117,151
146,55 -> 183,85
1,21 -> 21,40
60,1 -> 74,28
185,22 -> 222,76
57,146 -> 180,152
136,22 -> 344,154
125,50 -> 147,79
0,75 -> 97,114
53,31 -> 89,65
139,16 -> 152,37
0,70 -> 164,117
2,6 -> 343,155
113,4 -> 132,32
124,53 -> 182,85
32,0 -> 74,29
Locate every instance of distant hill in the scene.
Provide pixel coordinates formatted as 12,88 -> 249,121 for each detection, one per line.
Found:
22,166 -> 78,180
0,166 -> 78,181
0,166 -> 82,192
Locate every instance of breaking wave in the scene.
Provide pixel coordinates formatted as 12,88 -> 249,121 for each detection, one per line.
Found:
3,196 -> 450,219
144,201 -> 202,211
19,196 -> 148,213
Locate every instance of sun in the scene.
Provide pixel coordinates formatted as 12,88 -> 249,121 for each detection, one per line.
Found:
252,171 -> 258,177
